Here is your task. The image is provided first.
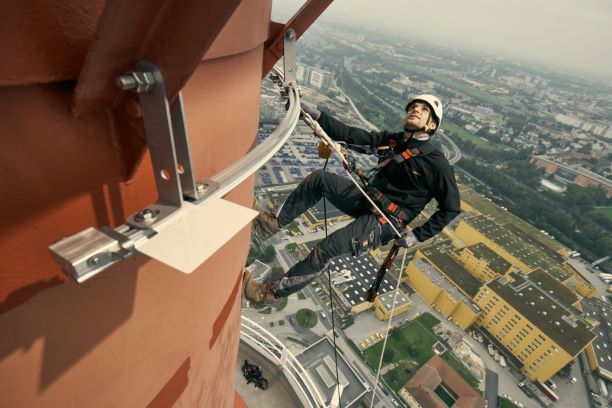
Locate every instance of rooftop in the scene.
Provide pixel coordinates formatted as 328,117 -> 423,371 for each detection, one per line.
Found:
245,259 -> 271,280
580,298 -> 612,375
376,288 -> 411,311
528,269 -> 580,308
412,259 -> 480,313
420,247 -> 483,298
303,200 -> 346,224
504,224 -> 564,264
296,337 -> 368,407
463,216 -> 572,281
328,254 -> 395,308
465,243 -> 511,275
404,355 -> 486,408
487,272 -> 595,356
460,188 -> 566,253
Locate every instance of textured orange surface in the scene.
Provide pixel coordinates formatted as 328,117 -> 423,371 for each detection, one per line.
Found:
0,1 -> 272,407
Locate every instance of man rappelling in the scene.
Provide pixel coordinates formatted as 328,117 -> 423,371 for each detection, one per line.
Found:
244,94 -> 460,305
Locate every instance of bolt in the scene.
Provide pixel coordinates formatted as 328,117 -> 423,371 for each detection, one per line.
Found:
285,30 -> 296,41
116,71 -> 157,93
88,256 -> 100,266
196,182 -> 208,193
135,208 -> 159,222
117,75 -> 138,90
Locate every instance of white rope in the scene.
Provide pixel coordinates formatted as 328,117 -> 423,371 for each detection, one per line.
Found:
370,250 -> 408,408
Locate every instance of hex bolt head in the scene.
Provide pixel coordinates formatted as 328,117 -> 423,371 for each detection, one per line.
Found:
285,30 -> 296,41
116,71 -> 157,93
196,182 -> 208,194
135,208 -> 159,222
117,75 -> 138,90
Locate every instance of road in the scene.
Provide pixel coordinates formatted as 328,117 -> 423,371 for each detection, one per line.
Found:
566,257 -> 610,297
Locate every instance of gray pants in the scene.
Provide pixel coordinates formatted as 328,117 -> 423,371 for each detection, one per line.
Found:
274,170 -> 394,297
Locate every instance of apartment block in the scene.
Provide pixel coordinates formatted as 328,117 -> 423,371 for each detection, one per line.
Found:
473,272 -> 595,381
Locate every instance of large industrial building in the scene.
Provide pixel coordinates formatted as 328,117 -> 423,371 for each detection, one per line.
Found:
456,215 -> 572,282
473,271 -> 596,381
402,238 -> 597,382
316,254 -> 397,319
455,215 -> 596,297
454,243 -> 513,283
406,251 -> 481,330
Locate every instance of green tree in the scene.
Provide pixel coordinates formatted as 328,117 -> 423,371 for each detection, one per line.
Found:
262,245 -> 276,262
383,348 -> 395,364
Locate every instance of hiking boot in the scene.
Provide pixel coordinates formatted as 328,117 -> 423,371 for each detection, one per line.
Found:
243,270 -> 279,305
252,200 -> 281,241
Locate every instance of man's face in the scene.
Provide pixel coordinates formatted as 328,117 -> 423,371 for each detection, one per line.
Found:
404,102 -> 436,132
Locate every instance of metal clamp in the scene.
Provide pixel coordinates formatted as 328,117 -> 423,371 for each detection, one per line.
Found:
48,226 -> 145,283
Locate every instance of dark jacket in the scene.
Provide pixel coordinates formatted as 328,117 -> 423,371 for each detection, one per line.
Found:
318,111 -> 461,241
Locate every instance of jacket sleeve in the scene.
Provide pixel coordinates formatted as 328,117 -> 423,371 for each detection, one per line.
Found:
318,111 -> 386,147
413,164 -> 461,241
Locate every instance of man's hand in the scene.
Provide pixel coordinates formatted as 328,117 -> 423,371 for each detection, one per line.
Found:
317,141 -> 343,159
397,229 -> 419,248
317,141 -> 333,159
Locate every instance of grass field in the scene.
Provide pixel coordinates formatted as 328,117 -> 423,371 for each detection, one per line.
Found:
361,313 -> 480,392
296,308 -> 317,328
442,122 -> 505,151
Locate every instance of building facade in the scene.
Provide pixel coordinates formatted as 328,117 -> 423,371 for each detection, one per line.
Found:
473,272 -> 595,381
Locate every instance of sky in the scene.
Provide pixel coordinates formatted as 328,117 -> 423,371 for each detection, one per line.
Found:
275,0 -> 612,80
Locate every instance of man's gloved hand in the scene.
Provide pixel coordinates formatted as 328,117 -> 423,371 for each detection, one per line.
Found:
317,141 -> 333,159
397,229 -> 419,248
317,141 -> 343,159
301,100 -> 321,121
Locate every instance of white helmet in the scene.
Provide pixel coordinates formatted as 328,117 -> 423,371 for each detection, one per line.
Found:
406,94 -> 443,133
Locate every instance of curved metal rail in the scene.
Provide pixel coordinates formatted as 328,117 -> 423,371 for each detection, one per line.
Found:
205,75 -> 300,201
240,315 -> 326,407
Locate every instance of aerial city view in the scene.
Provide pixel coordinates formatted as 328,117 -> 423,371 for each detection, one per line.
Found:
240,3 -> 612,408
1,1 -> 611,408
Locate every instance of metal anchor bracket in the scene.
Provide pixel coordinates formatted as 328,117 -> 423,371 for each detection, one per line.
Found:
117,60 -> 214,229
48,226 -> 146,283
49,54 -> 302,283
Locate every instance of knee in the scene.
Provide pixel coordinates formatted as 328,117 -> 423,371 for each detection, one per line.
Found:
306,169 -> 326,183
305,169 -> 330,190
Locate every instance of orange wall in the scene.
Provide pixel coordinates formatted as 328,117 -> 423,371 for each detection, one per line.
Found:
0,1 -> 271,406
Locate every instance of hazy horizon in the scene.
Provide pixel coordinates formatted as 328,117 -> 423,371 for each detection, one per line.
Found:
274,0 -> 612,81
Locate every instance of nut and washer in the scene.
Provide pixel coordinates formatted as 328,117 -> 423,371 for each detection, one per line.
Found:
116,71 -> 157,93
134,208 -> 160,222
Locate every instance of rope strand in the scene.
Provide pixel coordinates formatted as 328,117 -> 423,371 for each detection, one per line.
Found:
370,250 -> 408,408
322,157 -> 342,408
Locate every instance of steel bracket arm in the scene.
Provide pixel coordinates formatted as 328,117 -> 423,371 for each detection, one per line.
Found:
49,54 -> 301,283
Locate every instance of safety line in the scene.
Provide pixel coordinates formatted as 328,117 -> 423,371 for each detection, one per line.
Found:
322,157 -> 342,408
370,250 -> 408,407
